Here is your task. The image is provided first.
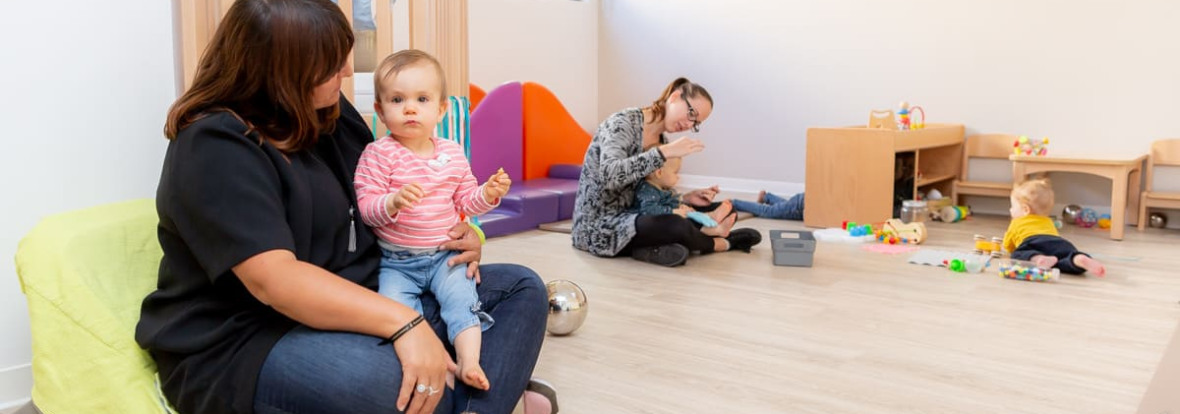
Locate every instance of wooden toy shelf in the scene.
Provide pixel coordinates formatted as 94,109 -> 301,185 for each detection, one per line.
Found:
803,123 -> 964,228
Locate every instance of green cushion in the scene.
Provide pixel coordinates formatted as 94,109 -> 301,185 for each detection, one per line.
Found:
15,199 -> 176,414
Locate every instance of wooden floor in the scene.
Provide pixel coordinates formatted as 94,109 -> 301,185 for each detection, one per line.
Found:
483,214 -> 1180,414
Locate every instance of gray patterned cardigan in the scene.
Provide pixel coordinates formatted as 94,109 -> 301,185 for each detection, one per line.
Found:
571,108 -> 667,256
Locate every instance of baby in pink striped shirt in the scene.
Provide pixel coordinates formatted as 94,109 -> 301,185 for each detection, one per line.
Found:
354,49 -> 511,392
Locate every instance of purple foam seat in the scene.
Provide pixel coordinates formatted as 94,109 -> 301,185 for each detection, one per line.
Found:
477,187 -> 560,237
518,178 -> 579,220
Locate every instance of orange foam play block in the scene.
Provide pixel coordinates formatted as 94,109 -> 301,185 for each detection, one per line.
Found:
469,84 -> 486,111
522,82 -> 591,181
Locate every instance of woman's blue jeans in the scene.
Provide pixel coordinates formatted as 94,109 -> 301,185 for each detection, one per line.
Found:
731,192 -> 805,220
253,264 -> 548,414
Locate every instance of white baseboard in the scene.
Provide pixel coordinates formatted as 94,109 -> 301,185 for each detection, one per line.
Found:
0,364 -> 32,410
677,174 -> 804,198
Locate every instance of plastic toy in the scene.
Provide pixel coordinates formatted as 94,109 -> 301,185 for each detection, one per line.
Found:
814,227 -> 875,243
685,211 -> 718,227
1076,208 -> 1099,228
945,259 -> 966,272
897,101 -> 926,130
936,205 -> 970,222
996,259 -> 1060,282
1013,135 -> 1049,156
1097,213 -> 1112,229
963,258 -> 986,273
942,257 -> 986,273
973,234 -> 1004,258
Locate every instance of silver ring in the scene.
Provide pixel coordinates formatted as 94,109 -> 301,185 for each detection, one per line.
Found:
416,383 -> 427,393
427,386 -> 441,396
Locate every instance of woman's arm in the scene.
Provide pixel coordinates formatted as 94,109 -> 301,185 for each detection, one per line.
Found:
234,250 -> 455,413
586,112 -> 659,191
234,250 -> 415,334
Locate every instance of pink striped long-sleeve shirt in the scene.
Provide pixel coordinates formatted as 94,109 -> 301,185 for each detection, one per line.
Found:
354,137 -> 498,249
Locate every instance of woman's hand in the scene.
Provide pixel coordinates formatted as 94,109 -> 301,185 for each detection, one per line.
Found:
658,136 -> 705,159
393,322 -> 457,413
683,185 -> 721,207
440,223 -> 482,282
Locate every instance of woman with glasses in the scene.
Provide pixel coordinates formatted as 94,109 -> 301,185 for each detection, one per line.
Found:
571,77 -> 762,267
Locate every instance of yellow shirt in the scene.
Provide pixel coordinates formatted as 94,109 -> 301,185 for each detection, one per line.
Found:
1002,214 -> 1059,253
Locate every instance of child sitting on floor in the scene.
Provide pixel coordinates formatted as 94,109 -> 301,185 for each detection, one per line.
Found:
632,157 -> 762,252
1003,179 -> 1106,276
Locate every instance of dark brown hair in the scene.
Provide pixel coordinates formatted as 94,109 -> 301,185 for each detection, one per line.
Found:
164,0 -> 354,153
647,77 -> 713,124
373,49 -> 447,102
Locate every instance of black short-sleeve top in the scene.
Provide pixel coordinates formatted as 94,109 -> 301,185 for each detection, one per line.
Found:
135,99 -> 381,414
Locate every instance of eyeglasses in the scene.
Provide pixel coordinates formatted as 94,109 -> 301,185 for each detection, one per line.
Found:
683,95 -> 700,133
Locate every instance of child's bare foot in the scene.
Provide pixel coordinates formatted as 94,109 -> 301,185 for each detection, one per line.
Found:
757,190 -> 767,204
1074,255 -> 1106,277
701,210 -> 736,237
457,359 -> 490,390
1031,255 -> 1058,269
706,199 -> 734,223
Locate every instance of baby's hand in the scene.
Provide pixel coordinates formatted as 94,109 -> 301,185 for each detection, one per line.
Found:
483,168 -> 512,202
388,183 -> 424,213
673,205 -> 693,217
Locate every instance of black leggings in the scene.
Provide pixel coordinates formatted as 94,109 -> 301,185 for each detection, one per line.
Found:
1010,235 -> 1089,275
619,214 -> 718,256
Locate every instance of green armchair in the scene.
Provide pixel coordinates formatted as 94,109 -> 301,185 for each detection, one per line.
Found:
15,199 -> 177,414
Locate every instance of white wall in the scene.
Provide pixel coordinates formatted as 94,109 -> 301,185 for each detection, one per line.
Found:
470,0 -> 599,131
0,0 -> 175,407
599,0 -> 1180,215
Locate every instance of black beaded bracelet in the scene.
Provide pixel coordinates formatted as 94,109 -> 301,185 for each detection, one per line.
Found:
377,315 -> 425,346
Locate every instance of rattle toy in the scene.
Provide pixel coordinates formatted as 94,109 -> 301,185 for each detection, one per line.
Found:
996,259 -> 1060,282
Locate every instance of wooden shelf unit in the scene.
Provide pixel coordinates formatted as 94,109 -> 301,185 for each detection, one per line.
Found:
803,123 -> 964,228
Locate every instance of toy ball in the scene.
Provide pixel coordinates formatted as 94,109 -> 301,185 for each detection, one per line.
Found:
1150,212 -> 1168,229
1076,208 -> 1099,228
545,280 -> 588,336
1097,214 -> 1112,229
1097,218 -> 1111,229
1062,205 -> 1084,224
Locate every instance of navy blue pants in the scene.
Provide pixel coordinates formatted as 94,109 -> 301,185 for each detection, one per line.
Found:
1010,235 -> 1090,275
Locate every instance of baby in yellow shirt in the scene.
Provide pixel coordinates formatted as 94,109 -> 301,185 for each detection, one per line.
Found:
1003,179 -> 1105,276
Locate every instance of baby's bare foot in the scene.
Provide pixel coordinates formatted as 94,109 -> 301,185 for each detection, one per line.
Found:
458,360 -> 490,391
757,190 -> 767,204
706,200 -> 734,223
702,211 -> 736,238
1031,255 -> 1058,269
1074,255 -> 1106,277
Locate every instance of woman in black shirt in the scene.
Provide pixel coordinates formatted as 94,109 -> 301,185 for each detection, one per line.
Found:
135,1 -> 547,413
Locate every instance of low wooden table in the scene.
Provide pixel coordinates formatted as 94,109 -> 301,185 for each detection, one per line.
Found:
1010,154 -> 1147,240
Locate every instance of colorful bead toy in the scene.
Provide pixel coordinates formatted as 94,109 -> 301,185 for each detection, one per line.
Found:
996,259 -> 1060,282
